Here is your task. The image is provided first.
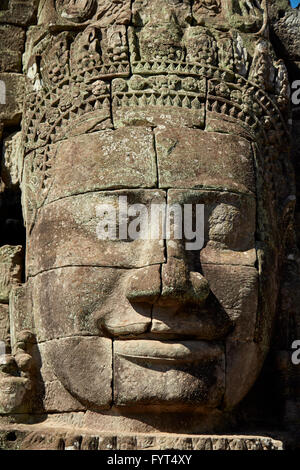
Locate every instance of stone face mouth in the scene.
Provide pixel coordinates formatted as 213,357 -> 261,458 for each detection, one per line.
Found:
113,339 -> 225,409
113,339 -> 224,364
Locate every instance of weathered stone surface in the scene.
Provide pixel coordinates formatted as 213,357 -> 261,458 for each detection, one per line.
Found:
126,264 -> 161,304
206,111 -> 258,142
22,128 -> 158,210
0,425 -> 285,450
42,378 -> 85,413
132,0 -> 191,28
151,304 -> 232,340
167,189 -> 256,252
160,258 -> 210,306
224,341 -> 268,410
0,25 -> 25,72
155,128 -> 255,194
38,0 -> 131,28
0,245 -> 23,304
192,0 -> 224,28
270,4 -> 300,61
0,376 -> 31,414
200,246 -> 257,267
114,340 -> 225,408
201,264 -> 258,342
26,190 -> 165,275
43,337 -> 112,410
0,328 -> 36,415
0,304 -> 9,343
112,75 -> 206,129
201,263 -> 258,310
9,285 -> 33,350
0,0 -> 37,26
23,75 -> 113,152
30,267 -> 156,342
2,131 -> 24,187
82,408 -> 225,434
0,73 -> 24,125
35,342 -> 86,413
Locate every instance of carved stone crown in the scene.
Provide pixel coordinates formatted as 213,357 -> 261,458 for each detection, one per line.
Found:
23,12 -> 289,155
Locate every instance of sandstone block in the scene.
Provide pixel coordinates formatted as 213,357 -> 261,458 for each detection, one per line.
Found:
0,0 -> 37,26
167,189 -> 256,252
0,73 -> 24,125
22,128 -> 158,208
224,340 -> 268,409
0,245 -> 23,303
151,304 -> 232,340
43,336 -> 112,410
0,25 -> 25,72
114,339 -> 225,408
9,284 -> 33,350
2,131 -> 24,187
0,304 -> 9,343
201,263 -> 258,342
272,9 -> 300,61
112,75 -> 205,129
26,190 -> 165,275
30,267 -> 154,342
38,0 -> 131,28
155,128 -> 255,194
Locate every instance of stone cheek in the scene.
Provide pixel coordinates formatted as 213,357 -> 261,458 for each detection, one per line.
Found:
30,267 -> 155,342
201,264 -> 259,342
26,190 -> 166,276
224,340 -> 268,410
43,336 -> 113,410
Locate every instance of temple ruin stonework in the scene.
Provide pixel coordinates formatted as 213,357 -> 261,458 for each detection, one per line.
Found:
0,0 -> 299,450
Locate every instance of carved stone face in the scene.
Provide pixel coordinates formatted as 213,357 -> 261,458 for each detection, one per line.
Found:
18,0 -> 291,428
24,132 -> 258,412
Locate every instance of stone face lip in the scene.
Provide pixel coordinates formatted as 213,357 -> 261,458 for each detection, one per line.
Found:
114,339 -> 223,363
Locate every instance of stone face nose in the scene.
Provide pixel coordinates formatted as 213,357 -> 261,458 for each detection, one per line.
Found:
126,260 -> 210,308
160,258 -> 210,307
126,265 -> 161,304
